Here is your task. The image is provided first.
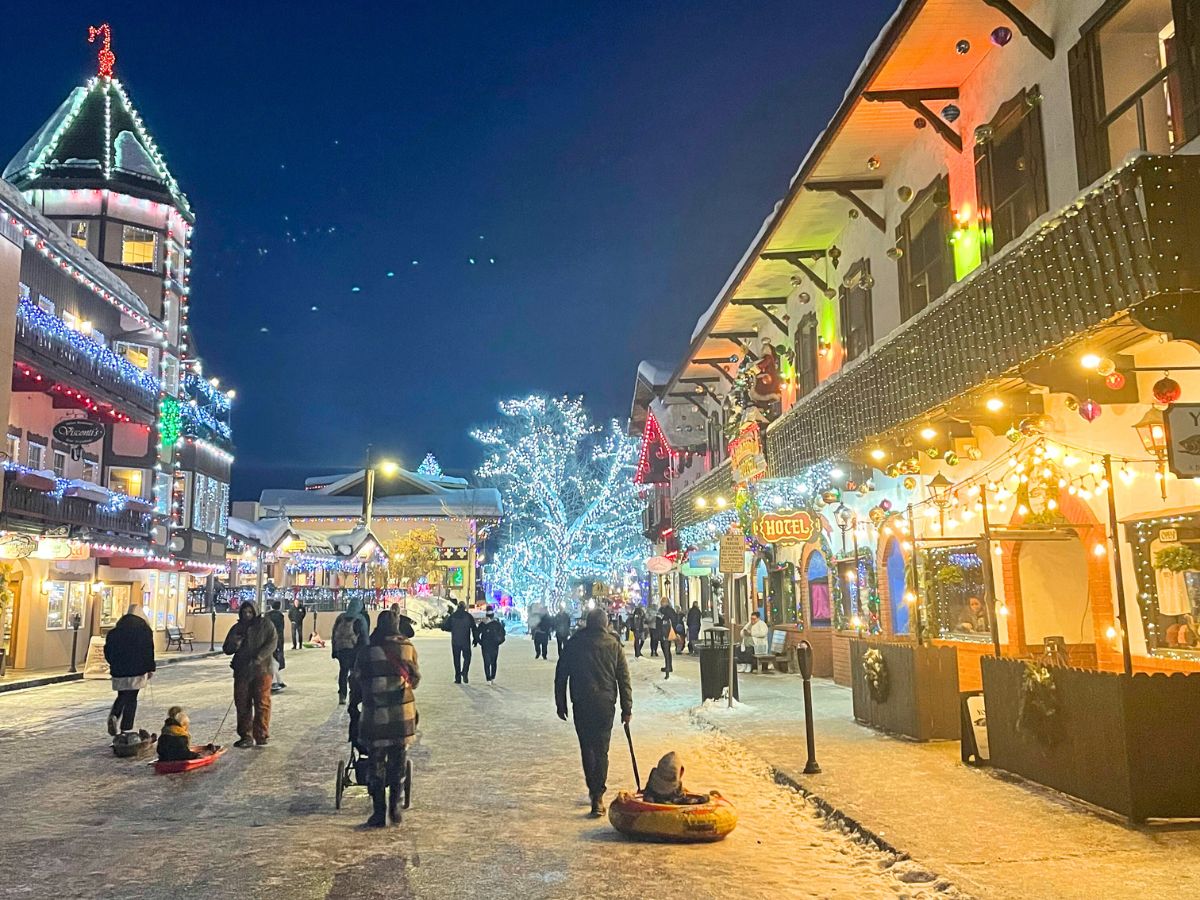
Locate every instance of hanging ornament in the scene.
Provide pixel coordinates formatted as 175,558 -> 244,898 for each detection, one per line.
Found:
941,103 -> 961,123
829,246 -> 842,269
902,476 -> 918,491
887,245 -> 904,261
897,185 -> 913,203
1019,415 -> 1051,437
880,498 -> 893,512
858,482 -> 872,496
1065,396 -> 1080,412
1005,425 -> 1022,443
926,446 -> 940,460
885,463 -> 901,478
990,26 -> 1013,46
944,451 -> 960,466
914,118 -> 926,130
848,208 -> 860,220
955,39 -> 971,54
1104,371 -> 1126,391
1026,87 -> 1044,108
1096,357 -> 1116,377
822,488 -> 841,505
867,155 -> 881,170
1078,398 -> 1102,422
846,479 -> 859,492
966,445 -> 983,461
869,507 -> 886,525
798,291 -> 811,304
1153,375 -> 1182,405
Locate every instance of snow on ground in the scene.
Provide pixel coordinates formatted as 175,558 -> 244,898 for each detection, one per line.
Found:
0,634 -> 962,899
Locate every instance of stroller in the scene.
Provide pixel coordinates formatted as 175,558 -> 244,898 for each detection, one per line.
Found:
335,685 -> 412,811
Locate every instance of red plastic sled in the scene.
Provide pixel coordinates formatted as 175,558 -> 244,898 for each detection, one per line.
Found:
153,747 -> 227,774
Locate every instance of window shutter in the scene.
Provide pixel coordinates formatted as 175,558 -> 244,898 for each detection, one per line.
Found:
1068,35 -> 1108,187
1174,0 -> 1200,141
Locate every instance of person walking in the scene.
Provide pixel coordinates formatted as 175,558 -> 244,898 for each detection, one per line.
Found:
332,596 -> 370,704
532,611 -> 552,660
686,601 -> 702,655
554,608 -> 633,817
353,609 -> 420,827
630,605 -> 646,658
657,600 -> 679,680
475,605 -> 506,683
103,603 -> 156,736
266,599 -> 287,693
222,601 -> 277,748
444,601 -> 478,684
288,598 -> 307,651
553,607 -> 571,656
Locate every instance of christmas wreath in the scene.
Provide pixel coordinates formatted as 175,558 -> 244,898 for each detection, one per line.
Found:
862,647 -> 889,703
1017,661 -> 1059,745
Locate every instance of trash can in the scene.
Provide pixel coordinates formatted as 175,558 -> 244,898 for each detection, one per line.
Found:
698,627 -> 738,702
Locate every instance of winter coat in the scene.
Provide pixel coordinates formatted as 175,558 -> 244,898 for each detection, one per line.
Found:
288,604 -> 307,625
354,634 -> 421,750
532,615 -> 553,637
104,613 -> 156,679
742,619 -> 770,655
446,608 -> 478,647
157,723 -> 200,761
686,606 -> 702,639
222,606 -> 277,678
553,611 -> 571,638
657,605 -> 680,639
266,610 -> 286,651
476,618 -> 506,649
555,627 -> 633,720
629,607 -> 646,636
331,611 -> 368,656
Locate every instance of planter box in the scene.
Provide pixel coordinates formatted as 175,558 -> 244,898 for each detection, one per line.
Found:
850,639 -> 961,741
981,657 -> 1200,821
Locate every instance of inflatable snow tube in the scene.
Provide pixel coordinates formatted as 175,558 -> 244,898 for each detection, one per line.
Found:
608,791 -> 737,842
153,747 -> 226,774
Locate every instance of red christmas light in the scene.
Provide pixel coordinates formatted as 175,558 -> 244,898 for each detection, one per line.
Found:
634,411 -> 676,486
88,24 -> 115,78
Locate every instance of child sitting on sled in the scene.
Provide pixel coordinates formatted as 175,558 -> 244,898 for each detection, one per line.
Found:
642,752 -> 706,805
157,706 -> 216,762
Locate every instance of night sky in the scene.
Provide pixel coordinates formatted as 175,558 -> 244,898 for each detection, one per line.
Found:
1,0 -> 896,498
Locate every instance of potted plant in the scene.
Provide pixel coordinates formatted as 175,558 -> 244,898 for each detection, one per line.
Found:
1152,546 -> 1200,627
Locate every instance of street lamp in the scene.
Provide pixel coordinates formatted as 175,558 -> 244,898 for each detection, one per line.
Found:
927,472 -> 953,534
362,445 -> 400,529
1134,408 -> 1169,500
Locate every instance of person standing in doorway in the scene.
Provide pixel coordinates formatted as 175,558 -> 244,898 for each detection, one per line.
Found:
553,606 -> 571,656
103,603 -> 156,736
266,600 -> 287,693
554,608 -> 633,817
444,601 -> 478,684
630,605 -> 647,658
331,596 -> 369,704
222,601 -> 277,748
288,598 -> 307,651
686,601 -> 702,655
476,605 -> 506,684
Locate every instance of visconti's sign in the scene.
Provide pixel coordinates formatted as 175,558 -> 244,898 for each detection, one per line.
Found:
752,510 -> 816,547
728,422 -> 767,487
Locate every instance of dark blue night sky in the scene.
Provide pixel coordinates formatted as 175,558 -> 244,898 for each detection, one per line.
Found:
1,0 -> 897,497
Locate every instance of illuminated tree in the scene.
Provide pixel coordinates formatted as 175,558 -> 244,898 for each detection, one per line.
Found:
473,395 -> 648,611
385,526 -> 441,589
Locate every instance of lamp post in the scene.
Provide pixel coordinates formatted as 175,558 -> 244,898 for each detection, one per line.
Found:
361,445 -> 400,530
1134,408 -> 1169,501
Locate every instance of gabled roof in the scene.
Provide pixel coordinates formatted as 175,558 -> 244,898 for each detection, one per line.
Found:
257,487 -> 503,520
4,77 -> 192,219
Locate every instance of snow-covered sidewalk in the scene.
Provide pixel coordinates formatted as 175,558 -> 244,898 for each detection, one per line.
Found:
636,651 -> 1200,900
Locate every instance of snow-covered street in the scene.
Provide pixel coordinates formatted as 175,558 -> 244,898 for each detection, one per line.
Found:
0,633 -> 958,899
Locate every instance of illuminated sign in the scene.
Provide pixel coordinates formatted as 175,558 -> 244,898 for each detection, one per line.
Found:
729,422 -> 767,487
752,510 -> 816,547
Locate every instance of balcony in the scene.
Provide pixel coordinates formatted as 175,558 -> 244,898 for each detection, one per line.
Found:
2,471 -> 153,538
674,155 -> 1200,529
14,298 -> 161,417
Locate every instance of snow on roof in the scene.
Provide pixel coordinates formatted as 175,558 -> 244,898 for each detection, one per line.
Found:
636,360 -> 673,387
258,487 -> 503,520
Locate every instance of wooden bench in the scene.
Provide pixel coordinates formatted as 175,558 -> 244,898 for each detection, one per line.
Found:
165,625 -> 194,651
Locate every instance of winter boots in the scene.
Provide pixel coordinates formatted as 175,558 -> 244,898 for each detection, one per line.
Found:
365,789 -> 387,828
589,793 -> 606,818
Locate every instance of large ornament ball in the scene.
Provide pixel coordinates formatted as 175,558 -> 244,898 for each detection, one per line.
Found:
898,185 -> 913,202
887,246 -> 904,261
926,446 -> 940,459
1006,425 -> 1022,443
941,103 -> 961,123
944,451 -> 960,466
902,476 -> 918,491
966,446 -> 983,461
1105,371 -> 1126,391
822,489 -> 841,505
885,464 -> 901,478
880,498 -> 893,511
1096,357 -> 1116,377
914,117 -> 926,130
846,479 -> 858,492
867,155 -> 881,170
1153,376 -> 1182,405
991,26 -> 1013,46
956,39 -> 971,54
1065,396 -> 1080,412
858,483 -> 871,496
1078,398 -> 1102,423
869,507 -> 886,525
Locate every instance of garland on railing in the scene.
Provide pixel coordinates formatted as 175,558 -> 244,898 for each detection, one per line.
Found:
17,297 -> 161,396
862,646 -> 889,702
1017,661 -> 1059,746
183,372 -> 232,414
181,401 -> 232,441
3,461 -> 147,515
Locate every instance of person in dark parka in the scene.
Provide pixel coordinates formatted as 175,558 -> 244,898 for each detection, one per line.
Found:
444,601 -> 478,684
532,612 -> 552,660
686,601 -> 702,655
555,608 -> 633,817
331,596 -> 370,704
288,598 -> 307,650
266,599 -> 287,692
629,605 -> 647,658
553,608 -> 571,655
222,601 -> 277,748
657,601 -> 680,680
475,606 -> 507,683
103,604 -> 156,735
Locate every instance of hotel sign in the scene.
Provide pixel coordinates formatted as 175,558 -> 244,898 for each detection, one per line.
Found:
752,510 -> 816,547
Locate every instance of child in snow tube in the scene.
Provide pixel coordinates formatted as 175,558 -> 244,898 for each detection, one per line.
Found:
642,752 -> 708,805
610,752 -> 737,842
157,706 -> 217,762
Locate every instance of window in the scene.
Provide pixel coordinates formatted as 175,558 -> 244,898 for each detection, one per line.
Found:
5,433 -> 19,465
108,467 -> 147,498
191,473 -> 228,535
45,582 -> 87,630
68,220 -> 89,249
838,259 -> 874,362
115,341 -> 156,372
99,584 -> 131,629
896,176 -> 954,322
27,441 -> 45,471
36,295 -> 54,316
83,460 -> 100,484
121,225 -> 158,270
1070,0 -> 1200,185
52,450 -> 67,479
794,313 -> 818,396
161,354 -> 180,396
922,545 -> 991,640
976,89 -> 1050,256
154,471 -> 171,516
91,329 -> 106,347
175,471 -> 193,529
61,309 -> 80,331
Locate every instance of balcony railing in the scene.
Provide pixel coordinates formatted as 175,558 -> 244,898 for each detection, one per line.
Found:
674,155 -> 1200,529
14,298 -> 161,415
2,471 -> 152,538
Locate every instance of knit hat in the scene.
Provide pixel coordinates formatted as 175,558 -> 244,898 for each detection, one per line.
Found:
166,705 -> 185,725
645,751 -> 684,798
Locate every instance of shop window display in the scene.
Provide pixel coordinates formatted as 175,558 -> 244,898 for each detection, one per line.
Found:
1129,516 -> 1200,653
923,545 -> 990,640
805,551 -> 832,626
